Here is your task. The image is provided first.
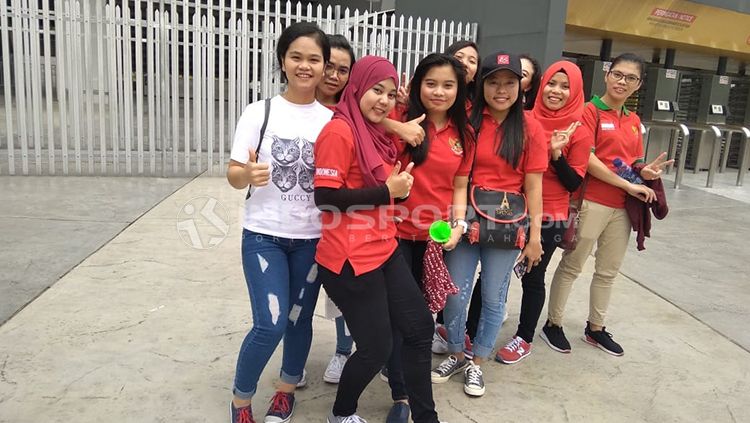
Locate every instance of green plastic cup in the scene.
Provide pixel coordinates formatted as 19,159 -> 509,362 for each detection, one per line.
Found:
429,220 -> 452,244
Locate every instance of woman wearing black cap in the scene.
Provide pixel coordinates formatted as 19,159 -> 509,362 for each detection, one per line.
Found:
430,52 -> 546,397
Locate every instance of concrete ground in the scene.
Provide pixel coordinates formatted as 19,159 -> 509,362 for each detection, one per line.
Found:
0,174 -> 749,423
0,176 -> 192,325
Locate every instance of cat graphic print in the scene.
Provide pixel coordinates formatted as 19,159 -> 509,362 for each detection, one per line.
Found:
270,135 -> 315,194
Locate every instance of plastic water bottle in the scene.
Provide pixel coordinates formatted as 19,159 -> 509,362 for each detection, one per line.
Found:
613,158 -> 643,184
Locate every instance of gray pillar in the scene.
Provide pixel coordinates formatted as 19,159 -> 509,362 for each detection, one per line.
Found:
665,49 -> 676,69
599,39 -> 612,61
717,56 -> 728,75
395,0 -> 568,68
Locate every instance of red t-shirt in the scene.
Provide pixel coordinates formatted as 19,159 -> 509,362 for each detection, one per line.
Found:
471,109 -> 548,193
542,126 -> 594,221
582,99 -> 645,209
314,118 -> 398,276
396,120 -> 474,241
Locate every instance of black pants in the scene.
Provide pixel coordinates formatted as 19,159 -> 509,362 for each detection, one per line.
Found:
318,250 -> 438,422
385,239 -> 428,401
516,222 -> 566,342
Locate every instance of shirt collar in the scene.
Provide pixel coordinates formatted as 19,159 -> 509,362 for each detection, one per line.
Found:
591,95 -> 630,116
428,117 -> 456,135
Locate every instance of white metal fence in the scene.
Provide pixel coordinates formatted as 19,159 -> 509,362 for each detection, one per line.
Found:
0,0 -> 478,176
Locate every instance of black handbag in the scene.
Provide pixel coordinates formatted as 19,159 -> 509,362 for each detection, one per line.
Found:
466,184 -> 529,249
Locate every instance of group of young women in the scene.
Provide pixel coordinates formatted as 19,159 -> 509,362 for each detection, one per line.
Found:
225,21 -> 671,423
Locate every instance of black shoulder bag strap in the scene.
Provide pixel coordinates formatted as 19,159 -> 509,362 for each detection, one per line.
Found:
246,98 -> 272,200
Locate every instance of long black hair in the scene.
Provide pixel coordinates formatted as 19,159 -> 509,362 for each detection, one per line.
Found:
445,40 -> 481,103
406,54 -> 470,166
276,22 -> 330,83
520,53 -> 541,110
326,34 -> 356,101
469,68 -> 526,169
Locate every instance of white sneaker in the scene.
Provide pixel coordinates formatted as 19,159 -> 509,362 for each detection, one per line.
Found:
295,369 -> 307,388
431,325 -> 449,354
323,354 -> 348,384
327,411 -> 367,423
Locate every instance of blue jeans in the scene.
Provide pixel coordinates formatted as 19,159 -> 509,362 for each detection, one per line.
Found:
335,315 -> 354,356
233,230 -> 321,399
443,242 -> 518,359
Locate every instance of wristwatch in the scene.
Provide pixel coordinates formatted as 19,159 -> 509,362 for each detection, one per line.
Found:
453,219 -> 468,234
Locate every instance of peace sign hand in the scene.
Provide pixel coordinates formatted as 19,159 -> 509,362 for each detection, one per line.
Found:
551,121 -> 581,160
396,72 -> 410,105
640,152 -> 675,180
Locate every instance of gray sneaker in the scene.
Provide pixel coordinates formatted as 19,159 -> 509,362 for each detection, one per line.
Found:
327,411 -> 367,423
430,355 -> 469,384
463,361 -> 485,397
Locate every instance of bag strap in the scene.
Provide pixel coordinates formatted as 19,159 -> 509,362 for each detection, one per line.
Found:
573,107 -> 600,208
246,98 -> 272,200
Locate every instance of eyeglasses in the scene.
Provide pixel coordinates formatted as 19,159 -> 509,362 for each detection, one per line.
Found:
325,63 -> 350,78
608,70 -> 640,84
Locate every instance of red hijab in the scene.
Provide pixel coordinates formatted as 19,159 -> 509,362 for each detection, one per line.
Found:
531,60 -> 585,136
334,56 -> 399,187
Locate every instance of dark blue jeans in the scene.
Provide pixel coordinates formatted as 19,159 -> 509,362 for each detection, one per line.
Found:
233,230 -> 321,399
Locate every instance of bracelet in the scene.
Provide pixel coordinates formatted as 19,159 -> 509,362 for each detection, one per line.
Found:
452,219 -> 468,234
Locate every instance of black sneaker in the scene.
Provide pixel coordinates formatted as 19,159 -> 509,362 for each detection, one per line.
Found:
583,321 -> 624,356
264,391 -> 295,423
430,355 -> 469,383
230,401 -> 256,423
463,361 -> 485,397
540,320 -> 571,353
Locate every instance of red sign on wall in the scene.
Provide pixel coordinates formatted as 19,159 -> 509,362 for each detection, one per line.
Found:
651,8 -> 697,24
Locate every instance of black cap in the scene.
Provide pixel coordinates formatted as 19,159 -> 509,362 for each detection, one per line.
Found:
480,51 -> 523,79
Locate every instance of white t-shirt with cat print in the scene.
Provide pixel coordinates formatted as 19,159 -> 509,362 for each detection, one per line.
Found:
231,95 -> 333,239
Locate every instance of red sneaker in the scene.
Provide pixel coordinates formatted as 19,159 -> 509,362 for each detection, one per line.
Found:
495,336 -> 532,364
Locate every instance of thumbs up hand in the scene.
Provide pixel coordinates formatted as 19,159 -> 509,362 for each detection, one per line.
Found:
244,149 -> 271,186
385,161 -> 415,199
398,114 -> 426,147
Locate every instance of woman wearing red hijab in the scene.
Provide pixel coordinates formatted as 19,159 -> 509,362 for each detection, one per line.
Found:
314,56 -> 441,423
495,60 -> 594,365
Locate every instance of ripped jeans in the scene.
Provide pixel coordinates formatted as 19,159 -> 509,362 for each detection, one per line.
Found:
233,229 -> 321,399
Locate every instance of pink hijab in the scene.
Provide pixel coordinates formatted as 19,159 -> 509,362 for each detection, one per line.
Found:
334,56 -> 399,187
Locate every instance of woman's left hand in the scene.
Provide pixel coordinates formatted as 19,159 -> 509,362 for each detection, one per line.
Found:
442,226 -> 464,251
640,152 -> 675,180
550,121 -> 580,160
518,239 -> 543,268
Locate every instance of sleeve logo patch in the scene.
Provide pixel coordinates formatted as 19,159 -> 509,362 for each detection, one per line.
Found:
315,168 -> 338,177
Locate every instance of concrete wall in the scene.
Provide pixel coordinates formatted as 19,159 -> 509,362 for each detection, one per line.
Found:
394,0 -> 568,68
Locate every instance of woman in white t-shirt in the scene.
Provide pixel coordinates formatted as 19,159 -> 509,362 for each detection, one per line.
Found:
226,22 -> 333,423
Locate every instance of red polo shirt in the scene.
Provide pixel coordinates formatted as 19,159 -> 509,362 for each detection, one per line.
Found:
314,118 -> 398,276
543,126 -> 594,221
582,96 -> 645,209
471,109 -> 548,193
396,119 -> 474,241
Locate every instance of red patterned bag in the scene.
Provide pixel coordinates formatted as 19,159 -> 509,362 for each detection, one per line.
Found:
421,240 -> 458,313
